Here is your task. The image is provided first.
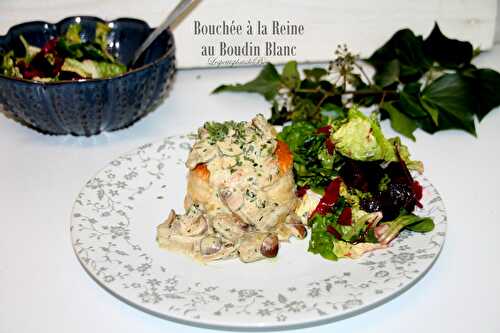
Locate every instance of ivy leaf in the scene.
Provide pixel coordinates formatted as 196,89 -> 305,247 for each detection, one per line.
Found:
269,101 -> 288,125
399,82 -> 440,124
399,91 -> 428,119
381,101 -> 417,140
367,29 -> 431,82
421,73 -> 476,135
463,68 -> 500,120
424,23 -> 473,69
373,59 -> 400,87
403,82 -> 422,96
303,67 -> 328,82
281,60 -> 300,89
212,63 -> 282,101
420,98 -> 440,125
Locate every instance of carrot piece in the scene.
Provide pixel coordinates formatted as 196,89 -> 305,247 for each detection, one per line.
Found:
275,140 -> 293,174
193,163 -> 210,181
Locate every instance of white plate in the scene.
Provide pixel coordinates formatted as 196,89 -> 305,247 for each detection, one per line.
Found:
70,135 -> 447,330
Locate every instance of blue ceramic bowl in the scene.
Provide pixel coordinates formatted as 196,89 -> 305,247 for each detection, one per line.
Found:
0,16 -> 176,136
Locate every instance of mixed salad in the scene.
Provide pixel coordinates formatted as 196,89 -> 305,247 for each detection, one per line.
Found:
0,23 -> 127,81
280,107 -> 434,260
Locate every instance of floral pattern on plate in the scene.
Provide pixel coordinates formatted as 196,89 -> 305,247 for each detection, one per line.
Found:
71,135 -> 446,329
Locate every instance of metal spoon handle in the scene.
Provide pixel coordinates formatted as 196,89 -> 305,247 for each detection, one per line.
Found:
131,0 -> 197,66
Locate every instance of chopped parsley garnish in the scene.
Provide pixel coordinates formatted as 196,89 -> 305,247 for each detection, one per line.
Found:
204,120 -> 246,144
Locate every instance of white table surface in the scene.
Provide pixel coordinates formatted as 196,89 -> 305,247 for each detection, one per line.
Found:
1,45 -> 500,333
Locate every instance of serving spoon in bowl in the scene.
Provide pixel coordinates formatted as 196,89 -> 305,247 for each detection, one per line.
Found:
131,0 -> 199,67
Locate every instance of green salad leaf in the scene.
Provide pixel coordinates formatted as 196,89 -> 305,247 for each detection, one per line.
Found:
406,218 -> 435,232
330,107 -> 422,170
65,23 -> 82,44
1,22 -> 126,81
95,61 -> 126,78
308,198 -> 385,260
56,38 -> 84,59
332,108 -> 384,161
0,50 -> 22,78
276,121 -> 316,151
61,58 -> 94,78
94,22 -> 115,62
19,35 -> 40,63
278,121 -> 341,188
308,198 -> 347,260
61,58 -> 126,79
377,214 -> 435,244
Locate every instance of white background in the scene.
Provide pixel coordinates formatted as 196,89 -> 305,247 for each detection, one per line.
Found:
0,0 -> 498,67
1,1 -> 500,333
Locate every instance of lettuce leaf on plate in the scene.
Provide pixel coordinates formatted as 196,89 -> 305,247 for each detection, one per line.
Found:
331,107 -> 423,172
308,196 -> 384,260
278,121 -> 342,188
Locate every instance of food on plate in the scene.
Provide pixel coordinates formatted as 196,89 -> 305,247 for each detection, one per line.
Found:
281,107 -> 434,260
0,23 -> 126,82
156,115 -> 307,263
157,107 -> 435,263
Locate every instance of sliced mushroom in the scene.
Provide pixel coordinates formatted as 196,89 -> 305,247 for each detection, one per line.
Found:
289,224 -> 307,239
252,114 -> 277,138
175,214 -> 208,237
217,140 -> 242,156
238,232 -> 279,263
200,235 -> 222,255
285,214 -> 307,239
196,242 -> 237,262
260,234 -> 279,258
157,233 -> 205,254
219,188 -> 245,212
238,233 -> 266,263
156,210 -> 177,240
212,213 -> 247,242
164,210 -> 176,227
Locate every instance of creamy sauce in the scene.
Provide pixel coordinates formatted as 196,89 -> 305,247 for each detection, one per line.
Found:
156,115 -> 306,263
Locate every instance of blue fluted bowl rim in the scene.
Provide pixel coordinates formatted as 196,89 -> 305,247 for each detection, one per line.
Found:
0,16 -> 175,85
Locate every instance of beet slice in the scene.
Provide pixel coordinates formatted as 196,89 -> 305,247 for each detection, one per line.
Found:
311,178 -> 342,217
340,159 -> 384,193
337,207 -> 352,226
326,225 -> 342,239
